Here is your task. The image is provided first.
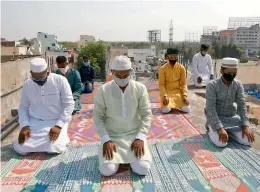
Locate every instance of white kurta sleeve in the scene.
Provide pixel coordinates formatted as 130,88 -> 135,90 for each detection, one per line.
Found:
208,55 -> 214,75
56,77 -> 74,128
18,85 -> 30,129
192,55 -> 199,78
93,87 -> 110,144
136,86 -> 152,141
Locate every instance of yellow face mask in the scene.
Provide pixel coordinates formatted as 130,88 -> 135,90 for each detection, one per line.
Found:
167,54 -> 178,60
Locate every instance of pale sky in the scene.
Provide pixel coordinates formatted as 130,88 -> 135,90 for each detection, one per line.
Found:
1,0 -> 260,42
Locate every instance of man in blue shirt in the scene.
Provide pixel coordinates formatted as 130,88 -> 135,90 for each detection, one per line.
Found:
79,56 -> 96,93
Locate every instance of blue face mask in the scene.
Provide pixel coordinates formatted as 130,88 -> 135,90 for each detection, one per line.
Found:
84,61 -> 90,66
32,77 -> 47,86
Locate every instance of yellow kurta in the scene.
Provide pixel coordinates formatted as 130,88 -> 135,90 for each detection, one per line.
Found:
93,80 -> 152,167
159,63 -> 188,109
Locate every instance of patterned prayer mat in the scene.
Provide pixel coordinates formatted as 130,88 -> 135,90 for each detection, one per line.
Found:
68,104 -> 100,145
132,139 -> 260,192
1,143 -> 100,192
204,139 -> 260,191
3,81 -> 259,191
143,81 -> 158,91
149,103 -> 202,141
2,139 -> 259,192
80,85 -> 100,104
143,82 -> 160,103
68,103 -> 202,145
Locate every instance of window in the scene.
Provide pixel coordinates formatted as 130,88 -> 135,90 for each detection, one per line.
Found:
45,35 -> 47,38
52,43 -> 55,46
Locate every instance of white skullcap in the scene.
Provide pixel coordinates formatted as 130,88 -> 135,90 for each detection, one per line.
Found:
221,57 -> 238,68
111,56 -> 131,70
30,58 -> 48,73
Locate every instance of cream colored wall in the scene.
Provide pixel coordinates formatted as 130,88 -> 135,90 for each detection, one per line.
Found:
1,47 -> 27,56
1,58 -> 34,124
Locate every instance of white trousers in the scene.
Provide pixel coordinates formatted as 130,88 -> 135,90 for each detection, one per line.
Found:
13,119 -> 70,155
100,160 -> 151,176
162,106 -> 191,114
208,128 -> 251,147
193,73 -> 211,87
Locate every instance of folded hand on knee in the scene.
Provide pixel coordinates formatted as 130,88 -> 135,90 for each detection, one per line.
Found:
49,126 -> 61,143
103,141 -> 117,160
242,126 -> 255,143
163,96 -> 169,106
18,126 -> 31,144
218,128 -> 228,143
131,139 -> 144,159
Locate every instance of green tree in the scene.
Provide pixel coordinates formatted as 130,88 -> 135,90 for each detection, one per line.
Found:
227,44 -> 233,57
59,41 -> 78,49
230,44 -> 237,58
19,38 -> 34,45
211,43 -> 221,59
187,47 -> 194,62
77,41 -> 107,79
220,45 -> 227,58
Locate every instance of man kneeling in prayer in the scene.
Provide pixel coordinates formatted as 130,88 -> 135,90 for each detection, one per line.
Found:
93,56 -> 152,176
159,48 -> 190,114
13,58 -> 74,155
205,57 -> 255,147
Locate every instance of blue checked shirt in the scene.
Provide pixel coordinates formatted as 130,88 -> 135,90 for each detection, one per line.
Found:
205,77 -> 249,131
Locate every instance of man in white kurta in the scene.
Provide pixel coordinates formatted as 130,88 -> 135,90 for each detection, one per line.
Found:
93,56 -> 152,176
13,58 -> 74,155
192,44 -> 214,87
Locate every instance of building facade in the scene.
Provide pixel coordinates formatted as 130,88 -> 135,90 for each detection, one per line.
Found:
1,41 -> 21,47
128,45 -> 156,65
1,47 -> 27,56
37,32 -> 61,52
200,31 -> 220,46
79,35 -> 95,48
233,24 -> 260,54
219,30 -> 234,46
106,46 -> 128,76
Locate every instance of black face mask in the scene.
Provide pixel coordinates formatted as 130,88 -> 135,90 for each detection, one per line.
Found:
223,73 -> 236,82
33,77 -> 48,86
169,60 -> 177,65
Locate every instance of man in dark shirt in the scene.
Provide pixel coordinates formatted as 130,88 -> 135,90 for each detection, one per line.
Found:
79,56 -> 96,93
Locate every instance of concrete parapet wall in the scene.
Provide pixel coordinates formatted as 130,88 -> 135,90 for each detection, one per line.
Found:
1,47 -> 27,56
1,58 -> 35,125
243,84 -> 260,91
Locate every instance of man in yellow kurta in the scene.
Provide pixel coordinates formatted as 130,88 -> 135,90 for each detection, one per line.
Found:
93,56 -> 152,176
159,48 -> 190,114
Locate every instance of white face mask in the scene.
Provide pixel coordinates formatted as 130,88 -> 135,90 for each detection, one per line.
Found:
201,51 -> 207,56
59,66 -> 69,74
113,75 -> 130,87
